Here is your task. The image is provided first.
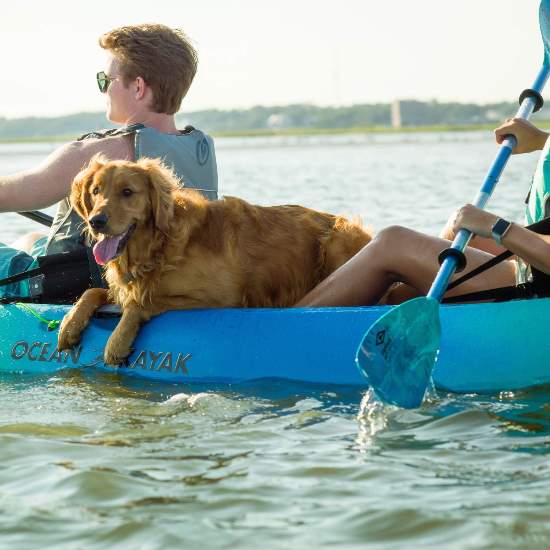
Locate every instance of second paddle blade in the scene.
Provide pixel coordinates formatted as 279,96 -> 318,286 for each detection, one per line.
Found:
356,296 -> 441,408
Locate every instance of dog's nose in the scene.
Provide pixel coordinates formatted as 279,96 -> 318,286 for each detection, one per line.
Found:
89,214 -> 108,231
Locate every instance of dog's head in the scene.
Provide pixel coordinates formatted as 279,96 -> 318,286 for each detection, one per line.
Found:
71,154 -> 178,265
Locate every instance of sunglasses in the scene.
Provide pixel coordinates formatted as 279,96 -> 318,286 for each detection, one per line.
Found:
96,71 -> 119,93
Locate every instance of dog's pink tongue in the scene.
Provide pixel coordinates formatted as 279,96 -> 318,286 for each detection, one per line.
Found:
93,235 -> 124,265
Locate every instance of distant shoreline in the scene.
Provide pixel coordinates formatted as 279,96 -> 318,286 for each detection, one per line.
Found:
0,123 -> 504,144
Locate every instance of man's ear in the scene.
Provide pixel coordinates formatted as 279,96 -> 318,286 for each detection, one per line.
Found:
70,154 -> 106,219
139,158 -> 177,233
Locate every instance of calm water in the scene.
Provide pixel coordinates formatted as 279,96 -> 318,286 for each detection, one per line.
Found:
1,132 -> 549,549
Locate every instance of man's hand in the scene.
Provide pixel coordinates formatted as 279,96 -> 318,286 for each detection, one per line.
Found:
494,118 -> 549,154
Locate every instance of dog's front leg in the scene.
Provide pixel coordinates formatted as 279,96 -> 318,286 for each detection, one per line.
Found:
58,288 -> 110,351
104,303 -> 147,365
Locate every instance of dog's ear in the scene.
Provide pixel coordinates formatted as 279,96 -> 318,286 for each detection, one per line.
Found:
71,153 -> 107,220
139,158 -> 177,233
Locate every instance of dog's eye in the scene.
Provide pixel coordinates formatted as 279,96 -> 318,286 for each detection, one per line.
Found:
122,188 -> 133,197
92,187 -> 99,196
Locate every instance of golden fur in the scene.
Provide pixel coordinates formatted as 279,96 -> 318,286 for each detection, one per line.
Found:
58,155 -> 372,364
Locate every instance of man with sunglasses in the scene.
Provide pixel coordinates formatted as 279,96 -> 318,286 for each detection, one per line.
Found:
0,24 -> 217,301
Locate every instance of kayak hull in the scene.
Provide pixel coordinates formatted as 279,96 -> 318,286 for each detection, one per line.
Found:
0,298 -> 547,394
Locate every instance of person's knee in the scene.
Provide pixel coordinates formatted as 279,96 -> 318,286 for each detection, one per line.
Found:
374,225 -> 414,248
368,226 -> 423,277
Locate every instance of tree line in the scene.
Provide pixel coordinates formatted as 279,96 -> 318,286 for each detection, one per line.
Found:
1,100 -> 546,140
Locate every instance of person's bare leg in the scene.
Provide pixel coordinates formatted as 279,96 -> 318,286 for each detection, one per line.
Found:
377,221 -> 514,305
380,282 -> 422,305
9,232 -> 47,254
295,225 -> 516,307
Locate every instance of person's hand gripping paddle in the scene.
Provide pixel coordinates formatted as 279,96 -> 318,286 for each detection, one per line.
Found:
356,0 -> 550,409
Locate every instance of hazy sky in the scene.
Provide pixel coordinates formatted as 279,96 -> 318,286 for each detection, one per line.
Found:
0,0 -> 543,118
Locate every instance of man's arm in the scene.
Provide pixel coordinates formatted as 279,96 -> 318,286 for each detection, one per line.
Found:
0,136 -> 133,212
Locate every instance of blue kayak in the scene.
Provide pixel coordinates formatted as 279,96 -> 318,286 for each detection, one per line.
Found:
0,298 -> 547,393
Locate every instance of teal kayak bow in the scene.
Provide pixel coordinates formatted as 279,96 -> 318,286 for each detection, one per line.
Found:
356,0 -> 550,409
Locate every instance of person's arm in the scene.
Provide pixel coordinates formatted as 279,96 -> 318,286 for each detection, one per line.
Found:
439,118 -> 550,253
0,136 -> 132,212
439,216 -> 508,255
452,204 -> 550,274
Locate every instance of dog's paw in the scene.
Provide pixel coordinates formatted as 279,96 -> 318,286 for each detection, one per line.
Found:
57,316 -> 85,351
103,338 -> 132,366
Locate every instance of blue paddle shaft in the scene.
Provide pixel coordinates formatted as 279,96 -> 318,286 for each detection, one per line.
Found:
428,63 -> 550,302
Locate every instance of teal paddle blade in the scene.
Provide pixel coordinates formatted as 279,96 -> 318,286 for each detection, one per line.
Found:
355,297 -> 441,408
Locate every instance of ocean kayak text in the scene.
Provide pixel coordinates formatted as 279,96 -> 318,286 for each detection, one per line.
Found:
10,340 -> 191,374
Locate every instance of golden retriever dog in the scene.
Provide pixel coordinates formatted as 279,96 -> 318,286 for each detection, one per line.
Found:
57,155 -> 372,364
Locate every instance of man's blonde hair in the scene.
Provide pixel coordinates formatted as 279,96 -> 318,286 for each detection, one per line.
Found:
99,24 -> 198,114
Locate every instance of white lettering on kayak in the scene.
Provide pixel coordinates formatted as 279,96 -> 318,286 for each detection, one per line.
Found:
10,340 -> 82,364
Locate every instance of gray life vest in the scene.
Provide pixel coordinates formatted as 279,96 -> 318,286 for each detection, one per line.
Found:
44,123 -> 218,285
